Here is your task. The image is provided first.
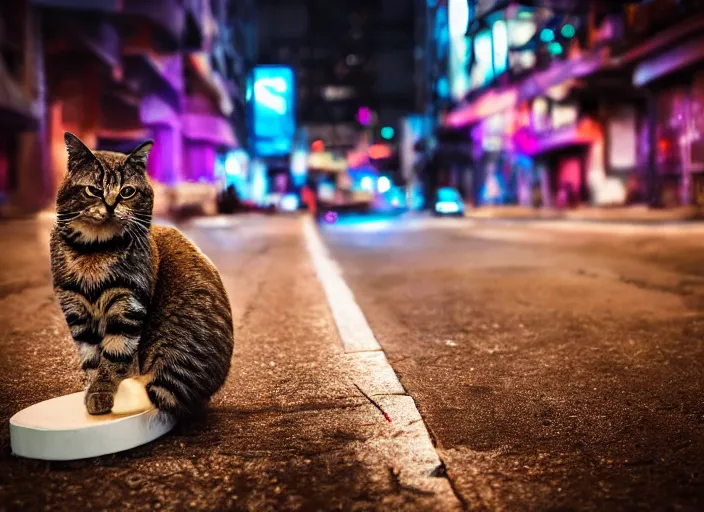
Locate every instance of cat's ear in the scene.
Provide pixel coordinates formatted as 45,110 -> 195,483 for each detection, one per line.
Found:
64,132 -> 95,169
126,140 -> 154,171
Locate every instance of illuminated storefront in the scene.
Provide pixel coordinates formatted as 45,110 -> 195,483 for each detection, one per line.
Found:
442,1 -> 651,210
638,70 -> 704,207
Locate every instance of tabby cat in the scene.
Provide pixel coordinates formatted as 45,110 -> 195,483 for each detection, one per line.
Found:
50,132 -> 234,418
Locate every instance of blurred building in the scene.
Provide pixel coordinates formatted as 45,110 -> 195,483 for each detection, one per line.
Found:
0,0 -> 254,216
257,0 -> 418,149
425,0 -> 704,211
253,0 -> 419,210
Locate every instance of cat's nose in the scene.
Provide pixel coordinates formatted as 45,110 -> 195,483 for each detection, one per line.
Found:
91,205 -> 109,220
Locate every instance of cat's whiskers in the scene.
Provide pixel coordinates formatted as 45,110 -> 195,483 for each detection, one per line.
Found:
56,217 -> 80,225
56,213 -> 82,221
130,215 -> 152,228
125,225 -> 146,255
131,219 -> 153,234
127,222 -> 151,254
131,216 -> 153,227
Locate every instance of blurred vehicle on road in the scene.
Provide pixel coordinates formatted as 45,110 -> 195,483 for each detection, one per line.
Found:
433,187 -> 465,217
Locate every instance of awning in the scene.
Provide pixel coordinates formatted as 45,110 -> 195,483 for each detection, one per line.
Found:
444,47 -> 616,129
519,48 -> 612,100
0,58 -> 37,132
633,35 -> 704,86
186,53 -> 234,116
140,94 -> 181,129
123,52 -> 183,111
182,113 -> 238,149
445,87 -> 518,128
514,119 -> 600,157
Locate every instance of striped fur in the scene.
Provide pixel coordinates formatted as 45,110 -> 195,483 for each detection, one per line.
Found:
50,133 -> 234,418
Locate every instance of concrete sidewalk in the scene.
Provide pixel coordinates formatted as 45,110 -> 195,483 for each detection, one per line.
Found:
464,205 -> 701,223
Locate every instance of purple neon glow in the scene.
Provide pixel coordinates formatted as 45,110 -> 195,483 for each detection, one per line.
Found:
183,142 -> 217,183
357,107 -> 372,126
147,126 -> 183,185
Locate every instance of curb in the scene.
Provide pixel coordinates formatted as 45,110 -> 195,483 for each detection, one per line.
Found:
302,216 -> 463,507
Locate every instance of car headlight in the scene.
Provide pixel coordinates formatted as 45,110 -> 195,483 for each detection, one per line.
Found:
435,201 -> 461,213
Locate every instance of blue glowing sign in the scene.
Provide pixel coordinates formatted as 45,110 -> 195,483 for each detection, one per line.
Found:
252,66 -> 295,156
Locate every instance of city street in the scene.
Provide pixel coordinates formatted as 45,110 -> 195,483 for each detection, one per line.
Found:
2,214 -> 704,511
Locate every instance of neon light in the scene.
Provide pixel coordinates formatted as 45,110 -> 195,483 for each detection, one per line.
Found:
492,20 -> 508,75
369,144 -> 392,159
380,126 -> 395,140
224,154 -> 241,176
539,28 -> 554,43
378,176 -> 391,193
252,66 -> 295,155
437,76 -> 450,98
548,42 -> 563,55
311,139 -> 325,152
254,77 -> 288,114
281,194 -> 300,211
291,150 -> 307,187
508,18 -> 536,47
358,107 -> 372,125
448,0 -> 469,38
561,24 -> 575,38
470,30 -> 493,89
246,77 -> 252,101
361,176 -> 373,191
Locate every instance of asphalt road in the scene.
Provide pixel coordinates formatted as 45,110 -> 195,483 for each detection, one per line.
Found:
1,213 -> 704,511
322,215 -> 704,511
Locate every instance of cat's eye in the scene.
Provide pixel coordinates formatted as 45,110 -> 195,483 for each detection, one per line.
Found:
84,186 -> 102,198
120,186 -> 137,199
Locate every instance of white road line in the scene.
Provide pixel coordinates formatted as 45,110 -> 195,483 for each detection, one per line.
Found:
302,216 -> 461,505
302,217 -> 381,353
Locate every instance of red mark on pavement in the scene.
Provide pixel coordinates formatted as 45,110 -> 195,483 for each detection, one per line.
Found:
354,383 -> 392,423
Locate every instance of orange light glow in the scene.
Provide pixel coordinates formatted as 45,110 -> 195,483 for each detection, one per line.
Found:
311,140 -> 325,152
347,151 -> 368,168
368,144 -> 391,160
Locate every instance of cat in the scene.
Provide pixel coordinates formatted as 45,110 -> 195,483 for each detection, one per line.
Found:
50,132 -> 234,419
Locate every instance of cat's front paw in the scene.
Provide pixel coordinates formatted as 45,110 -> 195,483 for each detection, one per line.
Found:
85,390 -> 114,415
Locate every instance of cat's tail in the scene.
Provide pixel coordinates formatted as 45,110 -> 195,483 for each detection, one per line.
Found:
142,339 -> 232,419
145,370 -> 210,419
